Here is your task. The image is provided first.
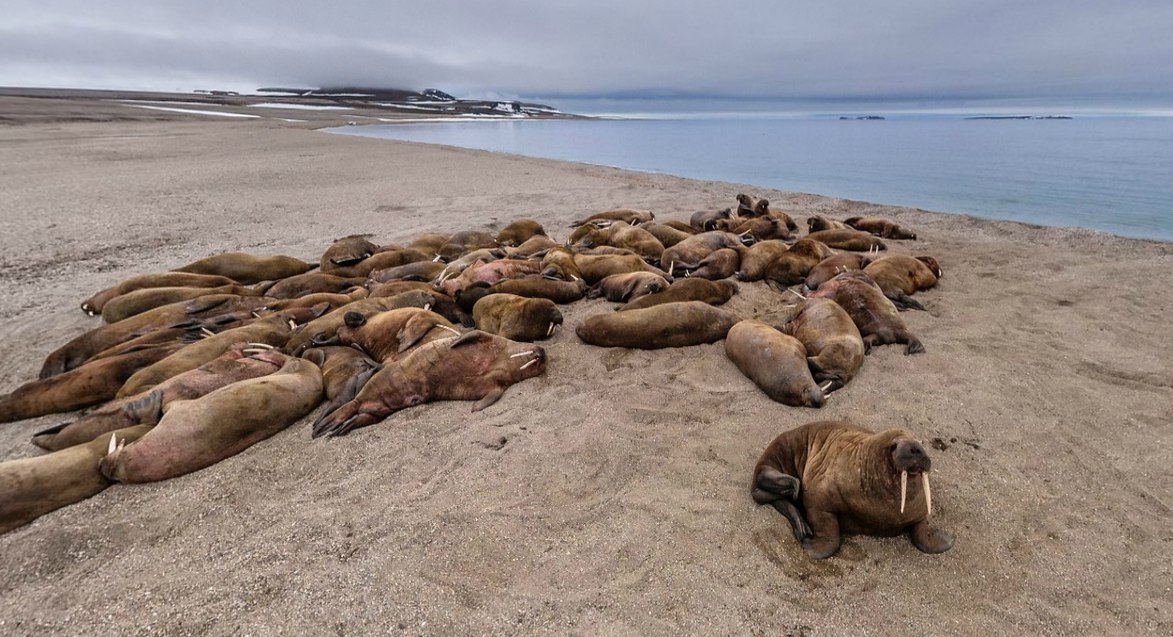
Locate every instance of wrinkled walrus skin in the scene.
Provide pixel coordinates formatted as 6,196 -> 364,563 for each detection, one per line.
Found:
781,297 -> 865,390
472,294 -> 563,342
809,272 -> 925,355
0,425 -> 151,535
99,358 -> 323,484
300,346 -> 382,425
752,421 -> 954,559
32,344 -> 288,451
171,252 -> 313,284
312,330 -> 547,438
81,272 -> 239,316
724,320 -> 824,408
577,301 -> 739,349
618,278 -> 738,312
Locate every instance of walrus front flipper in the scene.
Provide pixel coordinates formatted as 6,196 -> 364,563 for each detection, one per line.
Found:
909,521 -> 955,554
801,508 -> 842,560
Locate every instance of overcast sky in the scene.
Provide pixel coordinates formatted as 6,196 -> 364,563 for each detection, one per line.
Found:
3,1 -> 1171,109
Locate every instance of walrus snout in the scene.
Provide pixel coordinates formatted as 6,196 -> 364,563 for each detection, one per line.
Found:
892,439 -> 932,474
343,311 -> 367,328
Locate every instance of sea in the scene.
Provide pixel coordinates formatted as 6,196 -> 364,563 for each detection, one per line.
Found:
325,115 -> 1173,242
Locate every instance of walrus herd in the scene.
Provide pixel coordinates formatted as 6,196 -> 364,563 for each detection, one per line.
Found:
0,194 -> 952,559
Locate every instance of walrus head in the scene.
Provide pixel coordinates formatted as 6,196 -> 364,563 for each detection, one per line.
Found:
890,439 -> 933,516
916,256 -> 942,278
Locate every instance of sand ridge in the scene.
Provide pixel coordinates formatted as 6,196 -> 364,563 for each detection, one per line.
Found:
1,117 -> 1171,636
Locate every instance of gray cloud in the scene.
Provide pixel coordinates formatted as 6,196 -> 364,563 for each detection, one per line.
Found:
2,1 -> 1170,107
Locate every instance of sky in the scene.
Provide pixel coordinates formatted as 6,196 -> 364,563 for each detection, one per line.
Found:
3,1 -> 1171,112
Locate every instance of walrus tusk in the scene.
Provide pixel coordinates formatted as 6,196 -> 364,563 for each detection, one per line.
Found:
787,289 -> 807,300
107,433 -> 117,456
432,254 -> 443,262
546,322 -> 555,337
900,470 -> 908,514
247,342 -> 275,350
519,358 -> 540,370
437,325 -> 461,336
819,380 -> 833,392
510,350 -> 535,358
288,320 -> 297,329
923,472 -> 932,516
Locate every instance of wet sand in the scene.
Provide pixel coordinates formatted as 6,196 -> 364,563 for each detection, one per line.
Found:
1,109 -> 1171,636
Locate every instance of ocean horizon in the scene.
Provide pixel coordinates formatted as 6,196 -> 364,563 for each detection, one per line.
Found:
326,115 -> 1173,243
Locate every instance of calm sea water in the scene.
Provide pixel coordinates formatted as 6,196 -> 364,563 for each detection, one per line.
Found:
326,117 -> 1173,242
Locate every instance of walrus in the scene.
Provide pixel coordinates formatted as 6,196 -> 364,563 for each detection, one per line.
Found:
439,248 -> 508,274
323,307 -> 459,362
618,277 -> 738,311
311,330 -> 546,437
472,294 -> 563,341
752,420 -> 954,559
729,217 -> 791,242
81,272 -> 239,317
804,253 -> 871,291
40,294 -> 275,378
577,301 -> 739,348
483,277 -> 588,304
100,357 -> 323,483
587,272 -> 670,303
284,291 -> 437,356
99,284 -> 262,323
735,194 -> 757,217
733,240 -> 789,282
862,255 -> 941,310
637,222 -> 695,248
781,298 -> 865,390
538,247 -> 584,282
368,280 -> 434,298
0,425 -> 151,534
33,343 -> 289,451
260,272 -> 367,299
809,272 -> 925,354
319,234 -> 380,273
368,260 -> 446,284
689,208 -> 736,232
762,239 -> 834,289
325,247 -> 432,279
752,199 -> 799,232
435,259 -> 543,296
435,230 -> 499,261
660,231 -> 749,275
496,219 -> 547,247
569,208 -> 654,228
686,248 -> 740,280
725,320 -> 824,408
172,252 -> 314,284
573,223 -> 665,263
804,230 -> 887,252
300,346 -> 382,424
408,233 -> 450,256
115,308 -> 318,397
571,253 -> 669,285
806,215 -> 850,233
844,217 -> 918,240
504,234 -> 559,258
1,341 -> 187,423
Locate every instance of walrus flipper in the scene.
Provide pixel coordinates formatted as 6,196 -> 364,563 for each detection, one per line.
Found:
890,294 -> 925,311
801,508 -> 843,560
909,521 -> 955,554
752,467 -> 812,542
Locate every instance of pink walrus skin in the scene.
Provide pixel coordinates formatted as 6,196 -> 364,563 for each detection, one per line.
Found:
311,330 -> 546,438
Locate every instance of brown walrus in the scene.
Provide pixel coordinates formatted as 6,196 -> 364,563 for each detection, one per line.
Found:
686,248 -> 740,280
115,309 -> 314,397
496,219 -> 547,247
577,301 -> 739,349
367,261 -> 447,284
637,222 -> 695,248
472,294 -> 563,341
99,284 -> 262,323
752,199 -> 799,232
311,330 -> 547,437
781,298 -> 865,390
319,234 -> 380,273
861,255 -> 941,310
481,277 -> 588,305
569,208 -> 654,228
33,344 -> 289,451
689,208 -> 736,232
806,215 -> 850,233
660,231 -> 748,274
283,291 -> 437,356
844,217 -> 918,240
809,272 -> 925,354
571,253 -> 669,285
618,277 -> 738,311
725,320 -> 824,408
1,342 -> 187,424
436,230 -> 499,261
727,217 -> 791,242
0,425 -> 151,535
573,223 -> 665,263
260,272 -> 367,299
99,357 -> 323,483
326,248 -> 432,279
763,239 -> 834,289
40,294 -> 275,378
325,307 -> 459,362
172,252 -> 314,284
407,233 -> 449,255
803,253 -> 871,291
752,420 -> 954,559
587,272 -> 670,303
734,240 -> 790,282
81,272 -> 240,317
300,346 -> 382,425
804,230 -> 887,252
504,234 -> 560,258
435,259 -> 543,296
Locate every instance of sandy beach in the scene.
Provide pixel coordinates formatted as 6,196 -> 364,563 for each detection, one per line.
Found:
1,104 -> 1171,636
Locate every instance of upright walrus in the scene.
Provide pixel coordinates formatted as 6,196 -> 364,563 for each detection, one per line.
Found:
752,420 -> 954,559
724,320 -> 824,408
312,330 -> 547,437
99,357 -> 324,483
0,425 -> 151,535
577,301 -> 739,349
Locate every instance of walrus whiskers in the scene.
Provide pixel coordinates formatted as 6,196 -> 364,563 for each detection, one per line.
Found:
510,350 -> 535,358
900,470 -> 908,514
923,472 -> 932,516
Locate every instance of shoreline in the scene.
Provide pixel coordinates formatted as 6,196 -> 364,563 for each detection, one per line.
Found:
1,117 -> 1171,636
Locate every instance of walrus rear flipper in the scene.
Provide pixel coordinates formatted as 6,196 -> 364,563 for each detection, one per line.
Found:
904,335 -> 925,355
890,294 -> 925,311
752,467 -> 812,542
